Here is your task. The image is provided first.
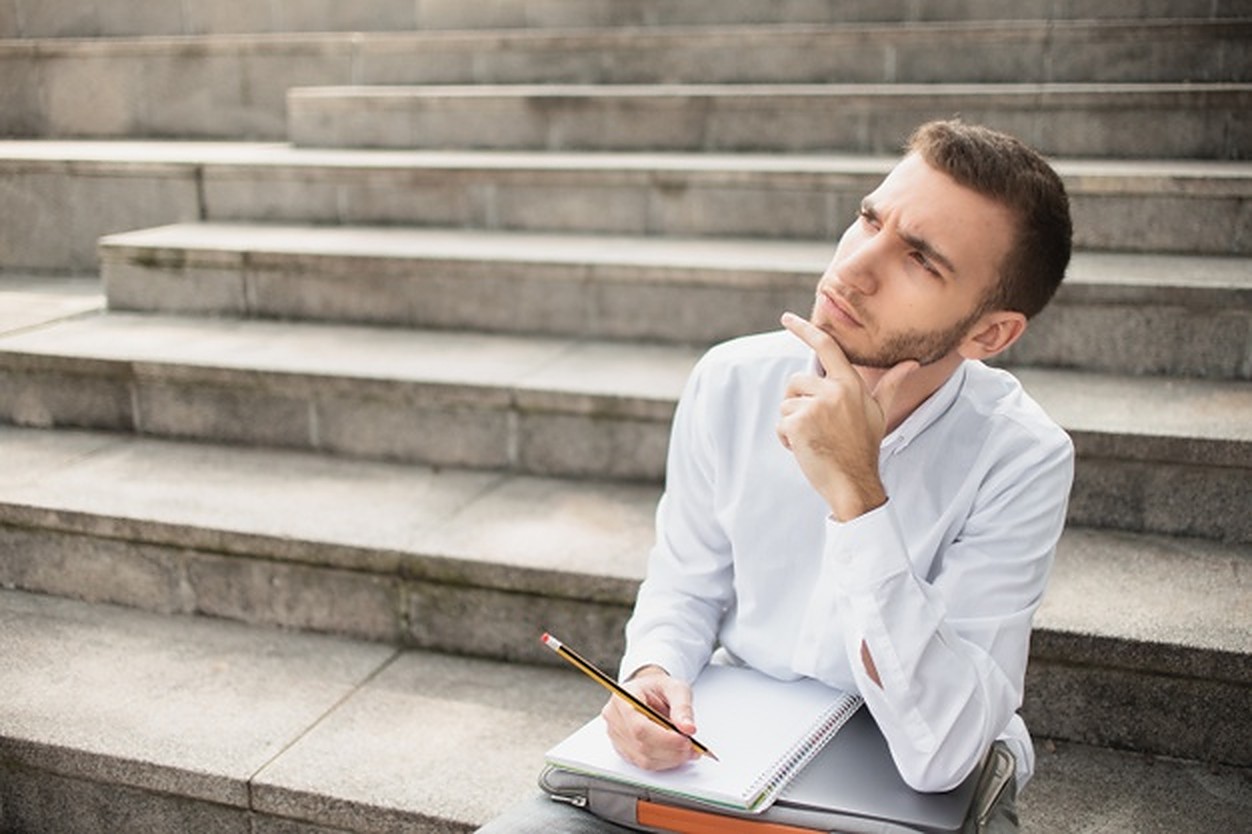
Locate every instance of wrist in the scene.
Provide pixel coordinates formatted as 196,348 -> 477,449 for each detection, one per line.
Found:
826,477 -> 888,523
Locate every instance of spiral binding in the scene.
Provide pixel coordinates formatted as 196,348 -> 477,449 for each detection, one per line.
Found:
744,694 -> 864,809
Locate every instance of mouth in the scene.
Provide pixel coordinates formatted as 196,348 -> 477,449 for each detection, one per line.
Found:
816,287 -> 863,329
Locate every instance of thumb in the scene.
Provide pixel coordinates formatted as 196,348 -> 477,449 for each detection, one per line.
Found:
871,360 -> 919,415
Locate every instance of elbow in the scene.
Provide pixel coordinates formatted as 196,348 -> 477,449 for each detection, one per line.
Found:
894,741 -> 984,794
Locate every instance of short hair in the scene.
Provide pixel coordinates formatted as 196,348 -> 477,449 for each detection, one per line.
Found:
907,120 -> 1072,320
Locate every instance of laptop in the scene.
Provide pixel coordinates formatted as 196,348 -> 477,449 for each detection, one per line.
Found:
774,707 -> 984,833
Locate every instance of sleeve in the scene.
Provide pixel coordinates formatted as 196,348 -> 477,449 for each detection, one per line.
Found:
792,425 -> 1074,792
619,356 -> 736,684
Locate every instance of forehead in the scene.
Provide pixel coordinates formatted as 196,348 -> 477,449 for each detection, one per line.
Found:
867,153 -> 1016,282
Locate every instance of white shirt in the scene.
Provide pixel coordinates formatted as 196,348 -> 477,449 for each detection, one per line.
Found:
620,330 -> 1074,792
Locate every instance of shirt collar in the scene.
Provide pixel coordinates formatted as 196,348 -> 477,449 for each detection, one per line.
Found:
880,361 -> 969,455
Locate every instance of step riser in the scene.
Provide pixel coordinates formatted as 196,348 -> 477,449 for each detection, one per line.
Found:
1000,300 -> 1252,380
0,518 -> 1245,767
6,0 -> 1247,37
288,86 -> 1251,160
2,25 -> 1246,141
0,365 -> 676,482
0,363 -> 1248,541
3,161 -> 1246,276
0,762 -> 258,834
1023,659 -> 1248,766
101,247 -> 1252,380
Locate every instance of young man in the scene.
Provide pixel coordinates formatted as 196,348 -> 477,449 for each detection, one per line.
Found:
480,120 -> 1073,832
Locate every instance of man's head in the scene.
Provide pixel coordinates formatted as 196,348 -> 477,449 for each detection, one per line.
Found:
812,120 -> 1071,370
906,120 -> 1072,321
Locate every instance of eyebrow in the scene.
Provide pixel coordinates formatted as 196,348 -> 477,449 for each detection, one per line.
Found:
861,199 -> 958,278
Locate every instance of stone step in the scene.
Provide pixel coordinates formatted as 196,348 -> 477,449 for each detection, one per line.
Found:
3,141 -> 1249,275
99,222 -> 1252,380
2,590 -> 1247,832
287,82 -> 1252,160
0,426 -> 1248,766
0,313 -> 1248,541
3,22 -> 1246,143
0,274 -> 103,335
4,0 -> 1246,37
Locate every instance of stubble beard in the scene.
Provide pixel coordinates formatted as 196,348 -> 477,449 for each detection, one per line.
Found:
809,292 -> 989,369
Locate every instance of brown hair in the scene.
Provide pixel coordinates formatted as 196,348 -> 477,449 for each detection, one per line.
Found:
907,120 -> 1072,320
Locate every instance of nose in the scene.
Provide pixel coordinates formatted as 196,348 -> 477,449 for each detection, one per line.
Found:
830,221 -> 890,297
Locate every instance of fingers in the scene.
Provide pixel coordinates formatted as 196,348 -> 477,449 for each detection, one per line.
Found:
781,311 -> 853,379
601,676 -> 701,770
870,358 -> 920,417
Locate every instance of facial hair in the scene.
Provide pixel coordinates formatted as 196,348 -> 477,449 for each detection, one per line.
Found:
810,290 -> 989,369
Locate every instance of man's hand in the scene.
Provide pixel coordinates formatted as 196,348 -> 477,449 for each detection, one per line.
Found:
601,666 -> 701,770
777,312 -> 917,521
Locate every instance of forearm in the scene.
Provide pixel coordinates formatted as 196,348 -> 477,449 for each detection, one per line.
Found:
794,503 -> 1040,791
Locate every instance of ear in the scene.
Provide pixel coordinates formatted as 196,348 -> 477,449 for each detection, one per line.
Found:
959,311 -> 1028,361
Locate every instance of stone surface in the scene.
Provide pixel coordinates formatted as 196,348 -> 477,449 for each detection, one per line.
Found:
0,590 -> 396,807
0,425 -> 1247,732
0,276 -> 103,335
288,82 -> 1251,159
0,589 -> 1248,833
2,142 -> 1248,266
1020,740 -> 1252,833
251,650 -> 603,830
99,223 -> 1252,376
6,0 -> 1248,38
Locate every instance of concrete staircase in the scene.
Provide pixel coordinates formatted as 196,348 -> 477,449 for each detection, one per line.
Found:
1,1 -> 1249,831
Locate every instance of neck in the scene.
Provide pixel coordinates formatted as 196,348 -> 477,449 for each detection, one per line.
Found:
856,353 -> 965,435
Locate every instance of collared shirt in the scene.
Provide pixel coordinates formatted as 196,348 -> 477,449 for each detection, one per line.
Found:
620,330 -> 1074,792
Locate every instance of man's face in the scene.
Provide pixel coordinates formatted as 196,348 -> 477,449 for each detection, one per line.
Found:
811,153 -> 1016,368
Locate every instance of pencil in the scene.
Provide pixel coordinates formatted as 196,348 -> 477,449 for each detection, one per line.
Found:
541,632 -> 718,761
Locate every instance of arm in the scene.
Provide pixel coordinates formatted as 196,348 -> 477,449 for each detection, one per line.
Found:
797,441 -> 1072,791
776,313 -> 1073,790
606,351 -> 737,768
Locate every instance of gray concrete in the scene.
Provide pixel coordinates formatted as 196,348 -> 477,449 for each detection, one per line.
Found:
288,82 -> 1252,159
0,275 -> 103,335
2,143 -> 1249,281
0,589 -> 1248,833
0,313 -> 1248,536
2,21 -> 1247,141
0,588 -> 396,808
0,424 -> 1247,760
3,0 -> 1247,37
99,223 -> 1252,378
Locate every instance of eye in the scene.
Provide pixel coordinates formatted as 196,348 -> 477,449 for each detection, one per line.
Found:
910,251 -> 942,278
857,207 -> 880,231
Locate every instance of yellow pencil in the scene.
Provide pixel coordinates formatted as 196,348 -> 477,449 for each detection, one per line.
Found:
541,631 -> 719,761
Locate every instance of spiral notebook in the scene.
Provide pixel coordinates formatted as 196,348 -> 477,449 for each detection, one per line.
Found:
543,664 -> 863,814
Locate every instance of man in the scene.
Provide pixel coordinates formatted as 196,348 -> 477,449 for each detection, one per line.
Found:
480,119 -> 1073,832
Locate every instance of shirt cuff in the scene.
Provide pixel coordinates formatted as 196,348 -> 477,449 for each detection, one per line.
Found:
823,499 -> 913,591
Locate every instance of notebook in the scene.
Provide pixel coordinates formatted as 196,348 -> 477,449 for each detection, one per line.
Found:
543,664 -> 863,814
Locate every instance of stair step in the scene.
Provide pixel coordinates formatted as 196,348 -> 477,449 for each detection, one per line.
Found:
99,222 -> 1252,379
6,0 -> 1248,37
3,22 -> 1246,143
0,274 -> 103,336
0,313 -> 1248,540
288,82 -> 1252,160
3,141 -> 1249,273
2,589 -> 1247,831
0,426 -> 1247,764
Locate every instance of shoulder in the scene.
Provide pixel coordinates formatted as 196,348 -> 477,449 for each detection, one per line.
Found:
958,362 -> 1073,461
693,330 -> 809,386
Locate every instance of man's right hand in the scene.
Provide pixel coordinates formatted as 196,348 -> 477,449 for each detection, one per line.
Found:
601,665 -> 701,770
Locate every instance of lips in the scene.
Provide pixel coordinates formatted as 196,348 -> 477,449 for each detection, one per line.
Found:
817,287 -> 863,328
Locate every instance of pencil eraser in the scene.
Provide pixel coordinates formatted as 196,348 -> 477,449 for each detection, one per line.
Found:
540,632 -> 552,645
